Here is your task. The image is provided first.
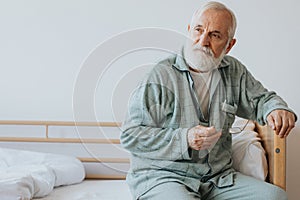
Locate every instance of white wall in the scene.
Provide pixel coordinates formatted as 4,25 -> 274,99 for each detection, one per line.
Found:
0,0 -> 299,199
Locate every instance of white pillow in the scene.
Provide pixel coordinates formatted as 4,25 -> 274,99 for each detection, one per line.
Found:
231,117 -> 268,181
43,153 -> 85,187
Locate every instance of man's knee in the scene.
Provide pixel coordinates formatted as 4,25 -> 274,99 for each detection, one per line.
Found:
268,186 -> 288,200
241,177 -> 288,200
210,173 -> 288,200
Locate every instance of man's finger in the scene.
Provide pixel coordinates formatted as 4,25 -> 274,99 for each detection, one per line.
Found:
199,131 -> 221,149
195,126 -> 217,137
266,114 -> 276,131
278,117 -> 288,138
280,116 -> 295,138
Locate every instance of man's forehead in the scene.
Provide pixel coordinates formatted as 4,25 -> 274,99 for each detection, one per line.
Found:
191,9 -> 232,31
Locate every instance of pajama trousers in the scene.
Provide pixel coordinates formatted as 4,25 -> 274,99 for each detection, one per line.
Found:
138,172 -> 287,200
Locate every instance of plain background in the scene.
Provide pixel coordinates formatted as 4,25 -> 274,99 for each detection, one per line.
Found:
0,0 -> 299,199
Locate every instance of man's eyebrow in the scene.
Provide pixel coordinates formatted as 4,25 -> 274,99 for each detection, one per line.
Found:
193,25 -> 222,33
211,30 -> 222,34
193,24 -> 202,28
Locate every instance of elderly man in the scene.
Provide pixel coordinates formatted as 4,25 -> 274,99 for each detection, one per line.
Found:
121,1 -> 296,199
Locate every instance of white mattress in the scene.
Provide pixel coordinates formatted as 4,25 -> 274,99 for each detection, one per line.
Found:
35,180 -> 132,200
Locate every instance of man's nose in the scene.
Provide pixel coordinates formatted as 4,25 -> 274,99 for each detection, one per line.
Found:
198,32 -> 210,47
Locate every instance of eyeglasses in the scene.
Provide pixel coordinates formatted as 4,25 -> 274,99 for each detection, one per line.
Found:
229,119 -> 250,134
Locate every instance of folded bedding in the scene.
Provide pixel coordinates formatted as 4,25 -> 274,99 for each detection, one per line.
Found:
0,148 -> 85,199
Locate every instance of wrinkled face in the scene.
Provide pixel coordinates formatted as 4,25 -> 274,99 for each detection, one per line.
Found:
184,8 -> 236,72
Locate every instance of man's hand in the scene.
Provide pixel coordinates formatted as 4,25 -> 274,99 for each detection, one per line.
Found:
266,109 -> 296,138
187,125 -> 222,150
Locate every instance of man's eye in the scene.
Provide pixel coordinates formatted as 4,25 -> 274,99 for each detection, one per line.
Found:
194,28 -> 203,33
211,33 -> 221,39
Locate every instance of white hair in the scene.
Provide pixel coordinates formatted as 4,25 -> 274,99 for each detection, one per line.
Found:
190,1 -> 237,39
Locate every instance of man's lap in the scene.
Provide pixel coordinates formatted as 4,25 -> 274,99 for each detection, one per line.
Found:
138,181 -> 200,200
138,172 -> 287,200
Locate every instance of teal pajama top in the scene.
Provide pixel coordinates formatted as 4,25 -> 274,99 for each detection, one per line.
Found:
120,52 -> 295,199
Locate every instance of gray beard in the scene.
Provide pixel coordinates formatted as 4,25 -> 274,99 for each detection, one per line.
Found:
184,45 -> 225,72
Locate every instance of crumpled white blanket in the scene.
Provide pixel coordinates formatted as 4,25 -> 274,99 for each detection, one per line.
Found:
0,148 -> 85,200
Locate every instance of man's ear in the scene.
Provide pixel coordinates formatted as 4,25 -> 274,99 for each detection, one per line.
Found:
188,24 -> 191,31
225,38 -> 236,54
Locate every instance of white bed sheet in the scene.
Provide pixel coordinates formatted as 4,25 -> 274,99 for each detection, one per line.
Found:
34,180 -> 132,200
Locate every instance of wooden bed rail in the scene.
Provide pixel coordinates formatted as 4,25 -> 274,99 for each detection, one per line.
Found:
0,120 -> 121,126
0,120 -> 128,180
0,121 -> 121,143
255,123 -> 286,190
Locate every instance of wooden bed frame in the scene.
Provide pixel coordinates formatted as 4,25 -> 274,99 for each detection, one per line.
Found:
0,120 -> 286,190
